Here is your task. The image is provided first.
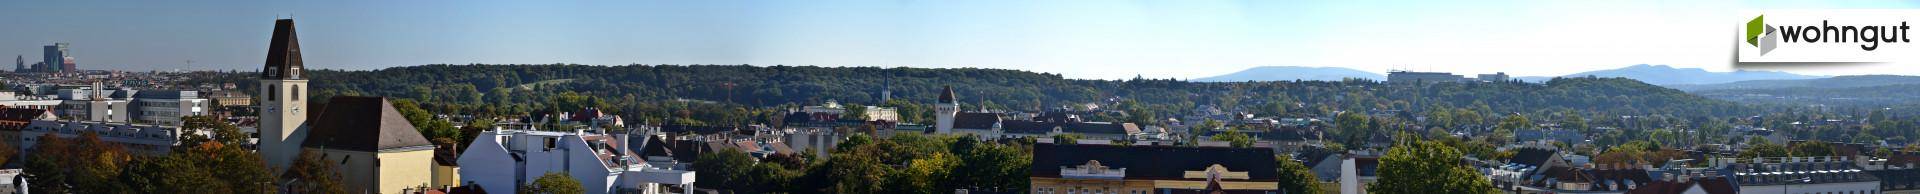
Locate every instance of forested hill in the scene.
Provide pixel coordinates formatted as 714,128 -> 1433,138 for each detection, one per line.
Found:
230,64 -> 1748,125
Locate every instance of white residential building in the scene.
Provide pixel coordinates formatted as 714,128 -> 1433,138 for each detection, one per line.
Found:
460,129 -> 695,194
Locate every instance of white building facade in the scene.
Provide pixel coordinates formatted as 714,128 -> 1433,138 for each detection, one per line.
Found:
460,129 -> 695,194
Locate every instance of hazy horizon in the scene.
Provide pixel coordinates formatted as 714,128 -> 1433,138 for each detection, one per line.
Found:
5,0 -> 1919,79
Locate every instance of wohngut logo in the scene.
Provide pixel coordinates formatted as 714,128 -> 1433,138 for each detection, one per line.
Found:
1739,10 -> 1917,63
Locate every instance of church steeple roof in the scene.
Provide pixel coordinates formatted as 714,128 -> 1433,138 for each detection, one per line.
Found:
262,19 -> 306,80
938,86 -> 956,104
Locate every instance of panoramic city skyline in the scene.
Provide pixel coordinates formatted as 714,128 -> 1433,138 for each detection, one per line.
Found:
3,0 -> 1918,79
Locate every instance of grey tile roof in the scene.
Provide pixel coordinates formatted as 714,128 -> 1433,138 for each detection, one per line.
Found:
301,96 -> 434,152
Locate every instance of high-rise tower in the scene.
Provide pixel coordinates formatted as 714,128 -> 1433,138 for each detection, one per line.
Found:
42,43 -> 67,73
259,19 -> 310,171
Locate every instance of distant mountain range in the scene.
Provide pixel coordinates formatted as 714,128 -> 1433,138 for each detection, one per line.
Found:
1198,64 -> 1826,86
1668,75 -> 1920,91
1552,64 -> 1825,86
1194,66 -> 1385,82
1681,75 -> 1920,106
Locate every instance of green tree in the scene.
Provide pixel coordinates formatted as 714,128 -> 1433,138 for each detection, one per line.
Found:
952,139 -> 1030,192
1052,133 -> 1083,145
393,99 -> 461,141
1368,140 -> 1498,194
125,154 -> 231,194
895,152 -> 960,193
0,140 -> 15,167
1560,113 -> 1588,131
1496,114 -> 1532,131
23,134 -> 72,194
1741,142 -> 1790,158
287,151 -> 348,194
841,104 -> 870,121
1788,140 -> 1837,157
692,148 -> 757,191
522,172 -> 586,194
1212,129 -> 1255,148
838,133 -> 873,152
1276,155 -> 1324,194
22,131 -> 132,194
812,148 -> 890,193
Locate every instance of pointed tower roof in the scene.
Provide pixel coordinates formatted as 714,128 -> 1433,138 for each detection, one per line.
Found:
262,19 -> 306,80
938,86 -> 956,104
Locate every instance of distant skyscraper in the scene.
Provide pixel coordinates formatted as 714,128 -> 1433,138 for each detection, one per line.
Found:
13,55 -> 21,73
42,43 -> 68,73
61,56 -> 75,73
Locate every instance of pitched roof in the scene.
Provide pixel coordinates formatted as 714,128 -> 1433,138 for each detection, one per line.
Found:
1588,168 -> 1652,191
0,108 -> 47,132
660,124 -> 737,135
1065,122 -> 1138,135
952,112 -> 1000,130
1542,166 -> 1591,183
1509,148 -> 1559,167
1693,177 -> 1738,194
640,136 -> 677,159
301,96 -> 435,152
1623,180 -> 1692,194
1001,120 -> 1054,134
1031,143 -> 1278,181
262,19 -> 306,80
433,146 -> 460,166
0,108 -> 48,122
937,86 -> 956,104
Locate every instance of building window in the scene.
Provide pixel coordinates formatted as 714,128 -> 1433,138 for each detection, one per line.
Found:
267,85 -> 277,102
292,85 -> 300,101
545,138 -> 558,151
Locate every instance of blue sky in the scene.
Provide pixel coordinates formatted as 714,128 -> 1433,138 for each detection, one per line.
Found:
2,0 -> 1917,79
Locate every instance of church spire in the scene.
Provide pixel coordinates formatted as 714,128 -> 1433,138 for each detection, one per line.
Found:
938,86 -> 956,104
263,19 -> 305,80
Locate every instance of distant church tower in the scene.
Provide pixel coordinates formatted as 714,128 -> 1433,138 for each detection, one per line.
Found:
934,86 -> 958,133
259,19 -> 310,172
880,80 -> 892,102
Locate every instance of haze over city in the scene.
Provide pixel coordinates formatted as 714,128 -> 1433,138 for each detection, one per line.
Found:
3,0 -> 1919,79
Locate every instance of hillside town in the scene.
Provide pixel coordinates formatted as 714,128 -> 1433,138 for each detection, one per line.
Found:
0,18 -> 1914,194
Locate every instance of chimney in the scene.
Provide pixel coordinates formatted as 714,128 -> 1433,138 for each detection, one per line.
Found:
90,81 -> 104,101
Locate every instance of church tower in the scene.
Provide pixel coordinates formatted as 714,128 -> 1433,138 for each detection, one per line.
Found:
260,19 -> 310,171
934,86 -> 958,133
